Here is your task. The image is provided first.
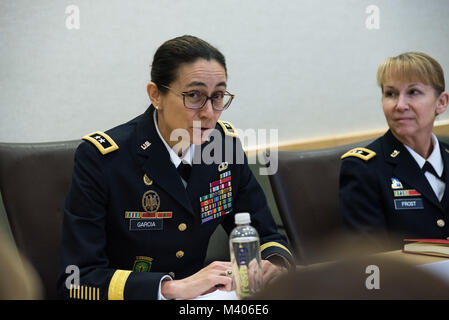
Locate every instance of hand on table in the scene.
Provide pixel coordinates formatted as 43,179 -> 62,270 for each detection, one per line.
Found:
161,261 -> 233,300
261,259 -> 288,287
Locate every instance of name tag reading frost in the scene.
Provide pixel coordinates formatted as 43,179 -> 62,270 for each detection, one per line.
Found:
394,198 -> 424,210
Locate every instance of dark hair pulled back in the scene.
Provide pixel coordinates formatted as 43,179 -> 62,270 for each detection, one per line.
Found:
151,35 -> 227,93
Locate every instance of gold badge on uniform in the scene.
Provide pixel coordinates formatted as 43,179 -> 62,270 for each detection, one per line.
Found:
142,190 -> 160,213
143,174 -> 153,186
133,256 -> 153,272
390,150 -> 400,158
125,190 -> 172,231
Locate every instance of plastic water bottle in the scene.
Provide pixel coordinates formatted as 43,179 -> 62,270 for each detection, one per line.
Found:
229,212 -> 263,298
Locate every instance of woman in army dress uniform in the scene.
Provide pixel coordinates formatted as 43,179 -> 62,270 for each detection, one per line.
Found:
339,52 -> 449,247
58,35 -> 293,300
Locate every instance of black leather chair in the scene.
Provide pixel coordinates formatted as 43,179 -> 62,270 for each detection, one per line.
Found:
0,140 -> 81,299
269,140 -> 374,265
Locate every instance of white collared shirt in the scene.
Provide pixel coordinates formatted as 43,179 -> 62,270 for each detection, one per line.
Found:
153,109 -> 194,300
153,109 -> 195,168
404,134 -> 446,201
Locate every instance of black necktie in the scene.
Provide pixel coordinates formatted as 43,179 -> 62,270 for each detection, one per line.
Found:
177,161 -> 192,183
422,161 -> 444,182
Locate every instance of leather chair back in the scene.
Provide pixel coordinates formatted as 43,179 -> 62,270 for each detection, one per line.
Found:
0,140 -> 81,299
269,140 -> 373,265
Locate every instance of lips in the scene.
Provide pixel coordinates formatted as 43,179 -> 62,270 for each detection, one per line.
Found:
190,126 -> 214,143
193,126 -> 213,132
395,117 -> 415,122
200,127 -> 214,137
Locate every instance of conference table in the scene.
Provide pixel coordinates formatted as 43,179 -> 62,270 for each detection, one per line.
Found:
296,249 -> 449,269
197,249 -> 449,300
378,249 -> 448,265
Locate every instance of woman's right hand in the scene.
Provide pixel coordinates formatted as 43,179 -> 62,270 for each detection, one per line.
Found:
161,261 -> 233,300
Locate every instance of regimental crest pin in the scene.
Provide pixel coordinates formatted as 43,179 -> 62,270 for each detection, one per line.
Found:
143,174 -> 153,186
142,190 -> 160,213
391,178 -> 403,190
390,150 -> 400,158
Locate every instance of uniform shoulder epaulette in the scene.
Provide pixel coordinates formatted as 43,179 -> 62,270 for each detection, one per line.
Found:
82,131 -> 119,155
217,120 -> 239,138
341,147 -> 376,161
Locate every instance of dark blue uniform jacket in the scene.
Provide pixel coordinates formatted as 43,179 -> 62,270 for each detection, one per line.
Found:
339,130 -> 449,247
58,105 -> 293,300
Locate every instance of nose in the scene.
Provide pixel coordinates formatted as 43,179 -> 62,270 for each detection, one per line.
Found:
395,93 -> 410,111
198,98 -> 215,119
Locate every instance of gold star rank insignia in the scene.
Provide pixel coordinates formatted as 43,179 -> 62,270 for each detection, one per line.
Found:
82,131 -> 119,155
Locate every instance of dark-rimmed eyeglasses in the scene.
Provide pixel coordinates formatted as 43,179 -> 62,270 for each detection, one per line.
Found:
161,85 -> 235,111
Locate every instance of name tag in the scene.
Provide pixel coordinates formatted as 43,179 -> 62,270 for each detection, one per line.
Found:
129,219 -> 163,231
394,198 -> 424,210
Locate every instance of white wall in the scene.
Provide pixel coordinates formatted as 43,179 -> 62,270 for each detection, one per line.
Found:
1,0 -> 448,144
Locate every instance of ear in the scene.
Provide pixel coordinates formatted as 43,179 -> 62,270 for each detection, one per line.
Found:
435,91 -> 449,116
147,82 -> 162,109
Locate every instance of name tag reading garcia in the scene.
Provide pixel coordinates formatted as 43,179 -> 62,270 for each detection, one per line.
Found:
129,219 -> 163,231
394,198 -> 424,210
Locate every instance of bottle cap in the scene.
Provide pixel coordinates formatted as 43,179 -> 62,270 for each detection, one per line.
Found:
235,212 -> 251,225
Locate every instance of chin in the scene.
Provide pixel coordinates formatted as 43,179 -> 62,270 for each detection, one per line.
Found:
191,135 -> 208,145
194,137 -> 211,145
391,126 -> 420,141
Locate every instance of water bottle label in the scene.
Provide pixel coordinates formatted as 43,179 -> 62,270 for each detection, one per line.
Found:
237,245 -> 250,297
231,238 -> 262,298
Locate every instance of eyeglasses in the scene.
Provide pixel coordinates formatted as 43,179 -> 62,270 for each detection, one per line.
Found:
161,85 -> 235,111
